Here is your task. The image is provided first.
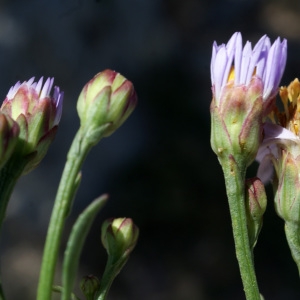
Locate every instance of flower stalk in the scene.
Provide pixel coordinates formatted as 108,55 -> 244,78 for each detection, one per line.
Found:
37,70 -> 137,300
210,32 -> 287,299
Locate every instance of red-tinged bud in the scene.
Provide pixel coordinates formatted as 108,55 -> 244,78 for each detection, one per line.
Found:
0,113 -> 19,169
80,275 -> 100,300
101,217 -> 139,262
245,177 -> 267,249
210,77 -> 264,167
1,77 -> 63,173
77,70 -> 137,144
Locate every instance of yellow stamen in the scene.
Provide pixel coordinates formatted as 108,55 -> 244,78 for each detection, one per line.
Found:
227,67 -> 235,82
272,78 -> 300,136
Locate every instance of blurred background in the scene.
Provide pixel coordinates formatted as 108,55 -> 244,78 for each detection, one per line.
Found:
0,0 -> 300,299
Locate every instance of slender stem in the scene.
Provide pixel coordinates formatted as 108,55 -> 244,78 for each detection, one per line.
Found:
221,155 -> 260,300
96,256 -> 128,300
284,222 -> 300,276
0,158 -> 28,300
0,159 -> 27,230
37,129 -> 92,300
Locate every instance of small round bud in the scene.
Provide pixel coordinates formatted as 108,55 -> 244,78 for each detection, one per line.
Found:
245,177 -> 267,249
101,218 -> 139,261
80,274 -> 100,300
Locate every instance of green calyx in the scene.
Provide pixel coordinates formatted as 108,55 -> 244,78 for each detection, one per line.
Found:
210,77 -> 264,167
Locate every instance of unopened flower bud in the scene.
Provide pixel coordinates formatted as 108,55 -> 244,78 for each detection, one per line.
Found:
245,177 -> 267,249
1,77 -> 63,173
0,113 -> 19,169
80,275 -> 100,300
77,69 -> 137,143
274,150 -> 300,224
101,218 -> 139,262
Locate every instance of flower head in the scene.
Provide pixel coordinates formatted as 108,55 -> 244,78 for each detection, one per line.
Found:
1,77 -> 64,173
210,32 -> 287,168
211,32 -> 287,112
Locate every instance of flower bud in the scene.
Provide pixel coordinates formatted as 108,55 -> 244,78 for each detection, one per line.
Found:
77,69 -> 137,143
274,150 -> 300,224
0,77 -> 63,173
101,218 -> 139,262
245,177 -> 267,249
0,112 -> 19,169
80,275 -> 100,300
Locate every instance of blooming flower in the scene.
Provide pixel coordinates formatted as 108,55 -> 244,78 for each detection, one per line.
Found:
210,32 -> 287,168
1,77 -> 64,173
211,32 -> 287,113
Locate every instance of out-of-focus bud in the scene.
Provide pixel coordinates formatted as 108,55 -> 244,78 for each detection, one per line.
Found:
101,217 -> 139,262
1,77 -> 64,173
0,112 -> 19,169
245,177 -> 267,249
80,275 -> 100,300
77,69 -> 137,144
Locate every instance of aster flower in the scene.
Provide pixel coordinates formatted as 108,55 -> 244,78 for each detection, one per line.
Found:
1,77 -> 64,173
210,32 -> 288,298
210,33 -> 287,168
211,32 -> 287,113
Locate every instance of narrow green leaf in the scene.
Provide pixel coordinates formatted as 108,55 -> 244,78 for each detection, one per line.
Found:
62,194 -> 108,300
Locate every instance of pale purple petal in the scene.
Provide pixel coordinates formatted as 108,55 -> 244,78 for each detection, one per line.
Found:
26,77 -> 35,87
239,41 -> 252,84
263,122 -> 298,142
233,33 -> 243,84
213,46 -> 228,101
40,77 -> 54,99
53,87 -> 64,126
210,32 -> 287,104
257,153 -> 274,183
35,77 -> 44,95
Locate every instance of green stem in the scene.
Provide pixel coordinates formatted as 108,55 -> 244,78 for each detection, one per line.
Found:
284,222 -> 300,276
0,158 -> 28,300
96,256 -> 128,300
37,129 -> 92,300
0,159 -> 27,230
221,155 -> 260,300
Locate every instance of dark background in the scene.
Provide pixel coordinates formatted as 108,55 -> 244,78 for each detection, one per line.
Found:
1,0 -> 300,299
